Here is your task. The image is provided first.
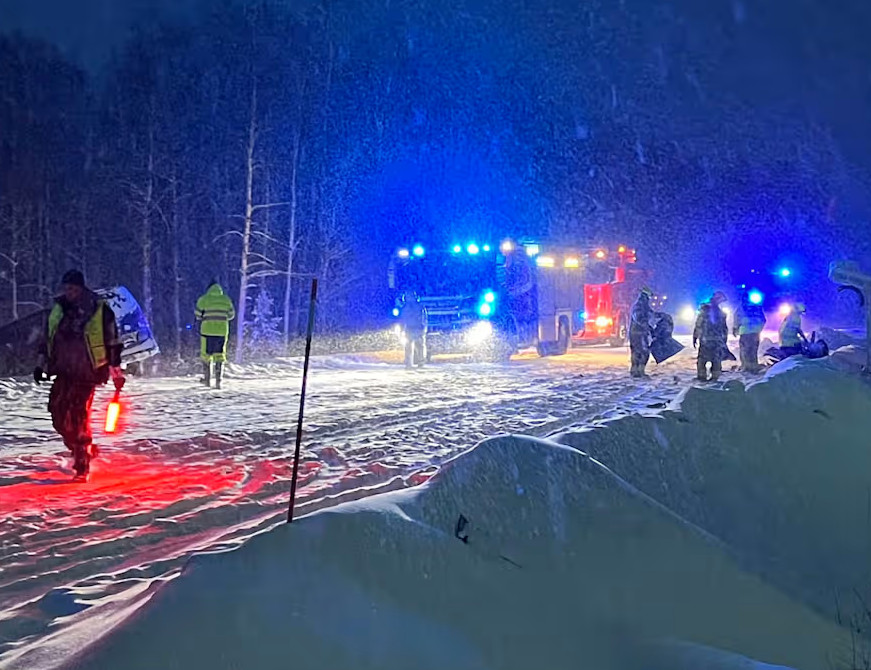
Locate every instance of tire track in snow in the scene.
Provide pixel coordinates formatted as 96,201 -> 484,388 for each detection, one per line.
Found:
0,351 -> 697,661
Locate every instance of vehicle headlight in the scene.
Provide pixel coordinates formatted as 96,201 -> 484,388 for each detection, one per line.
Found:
595,316 -> 612,328
466,321 -> 494,346
680,306 -> 696,323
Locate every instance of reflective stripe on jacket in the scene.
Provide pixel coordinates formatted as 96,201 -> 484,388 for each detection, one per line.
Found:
47,299 -> 112,370
196,284 -> 236,338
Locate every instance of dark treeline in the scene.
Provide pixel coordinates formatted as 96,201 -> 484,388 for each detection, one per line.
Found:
2,0 -> 870,359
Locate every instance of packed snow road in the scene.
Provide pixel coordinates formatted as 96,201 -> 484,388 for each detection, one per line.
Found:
0,344 -> 704,662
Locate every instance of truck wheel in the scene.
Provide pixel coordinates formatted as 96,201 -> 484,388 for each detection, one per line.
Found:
555,318 -> 570,355
609,318 -> 628,347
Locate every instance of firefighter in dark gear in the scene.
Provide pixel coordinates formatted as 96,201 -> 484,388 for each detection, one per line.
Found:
629,287 -> 655,378
195,281 -> 236,389
34,270 -> 123,480
733,292 -> 767,373
693,291 -> 729,382
400,292 -> 428,368
778,303 -> 806,357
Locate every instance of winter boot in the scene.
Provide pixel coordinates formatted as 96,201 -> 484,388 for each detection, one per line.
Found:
215,362 -> 224,390
202,362 -> 211,387
73,444 -> 91,481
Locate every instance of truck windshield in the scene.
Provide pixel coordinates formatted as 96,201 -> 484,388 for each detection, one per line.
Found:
395,253 -> 499,297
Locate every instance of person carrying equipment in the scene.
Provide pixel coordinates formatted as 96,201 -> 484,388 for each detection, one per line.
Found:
629,286 -> 655,378
34,270 -> 124,481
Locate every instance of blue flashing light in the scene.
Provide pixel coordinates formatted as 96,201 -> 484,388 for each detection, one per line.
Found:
478,302 -> 493,317
580,311 -> 588,320
483,291 -> 496,303
392,308 -> 400,317
483,244 -> 491,252
467,243 -> 480,255
185,323 -> 193,330
748,290 -> 763,305
452,244 -> 462,254
412,244 -> 425,257
779,267 -> 791,278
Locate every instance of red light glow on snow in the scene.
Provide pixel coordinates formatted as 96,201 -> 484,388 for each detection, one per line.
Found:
0,452 -> 248,519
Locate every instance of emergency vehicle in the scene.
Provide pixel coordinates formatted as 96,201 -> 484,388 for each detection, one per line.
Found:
388,239 -> 644,360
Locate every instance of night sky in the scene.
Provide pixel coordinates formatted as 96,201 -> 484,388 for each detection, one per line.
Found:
2,0 -> 871,331
0,0 -> 191,67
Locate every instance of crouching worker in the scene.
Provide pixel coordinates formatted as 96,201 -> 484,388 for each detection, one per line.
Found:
34,270 -> 124,481
195,281 -> 236,389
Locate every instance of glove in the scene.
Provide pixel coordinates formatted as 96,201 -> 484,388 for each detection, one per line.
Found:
33,367 -> 45,384
110,366 -> 126,391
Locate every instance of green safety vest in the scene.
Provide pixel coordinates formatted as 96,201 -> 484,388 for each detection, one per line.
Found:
47,300 -> 109,370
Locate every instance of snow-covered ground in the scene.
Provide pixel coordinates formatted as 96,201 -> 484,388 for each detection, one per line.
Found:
1,342 -> 715,666
16,352 -> 871,670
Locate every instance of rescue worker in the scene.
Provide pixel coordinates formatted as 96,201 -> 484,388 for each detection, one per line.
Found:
629,286 -> 655,378
195,281 -> 236,389
778,302 -> 806,357
34,270 -> 123,480
693,291 -> 729,382
733,291 -> 767,373
400,292 -> 428,368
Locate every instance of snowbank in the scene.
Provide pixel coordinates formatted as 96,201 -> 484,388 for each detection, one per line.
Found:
57,432 -> 858,669
554,357 -> 871,626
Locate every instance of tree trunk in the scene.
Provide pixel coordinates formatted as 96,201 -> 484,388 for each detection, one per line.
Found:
142,118 -> 155,322
282,127 -> 301,346
170,176 -> 182,355
235,85 -> 258,364
10,252 -> 18,322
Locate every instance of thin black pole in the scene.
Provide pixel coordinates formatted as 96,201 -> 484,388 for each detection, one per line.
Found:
288,278 -> 318,523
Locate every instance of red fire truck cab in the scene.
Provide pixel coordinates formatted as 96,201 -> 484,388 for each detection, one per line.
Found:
576,246 -> 647,346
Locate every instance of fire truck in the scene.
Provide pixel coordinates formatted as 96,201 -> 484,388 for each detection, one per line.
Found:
388,239 -> 644,360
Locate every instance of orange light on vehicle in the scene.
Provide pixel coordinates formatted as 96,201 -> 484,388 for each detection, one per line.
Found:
564,257 -> 580,268
618,245 -> 626,253
595,250 -> 606,259
595,316 -> 613,328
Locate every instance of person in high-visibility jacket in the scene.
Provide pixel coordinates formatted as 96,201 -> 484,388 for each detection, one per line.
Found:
733,291 -> 767,373
34,270 -> 124,481
778,303 -> 806,357
195,281 -> 235,388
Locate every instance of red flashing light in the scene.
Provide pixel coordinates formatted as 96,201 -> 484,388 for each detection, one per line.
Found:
105,394 -> 121,433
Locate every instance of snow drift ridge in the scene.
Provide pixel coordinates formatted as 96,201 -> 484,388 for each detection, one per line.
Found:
34,357 -> 871,670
